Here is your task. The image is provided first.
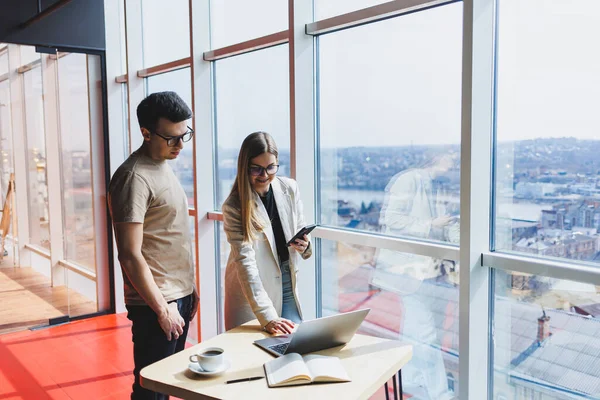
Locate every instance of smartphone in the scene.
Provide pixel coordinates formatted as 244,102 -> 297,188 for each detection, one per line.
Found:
286,224 -> 317,247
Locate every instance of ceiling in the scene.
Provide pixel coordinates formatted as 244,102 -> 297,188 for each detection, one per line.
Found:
0,0 -> 67,44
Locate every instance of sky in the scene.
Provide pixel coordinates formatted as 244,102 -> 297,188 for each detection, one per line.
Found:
8,0 -> 598,153
210,0 -> 600,149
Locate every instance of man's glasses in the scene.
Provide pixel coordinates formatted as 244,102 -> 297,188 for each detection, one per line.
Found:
249,164 -> 279,176
153,126 -> 194,147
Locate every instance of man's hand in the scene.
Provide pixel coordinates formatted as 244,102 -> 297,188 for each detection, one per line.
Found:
190,285 -> 199,322
158,302 -> 185,341
265,318 -> 295,334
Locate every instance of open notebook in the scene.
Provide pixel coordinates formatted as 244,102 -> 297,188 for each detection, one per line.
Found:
264,353 -> 351,388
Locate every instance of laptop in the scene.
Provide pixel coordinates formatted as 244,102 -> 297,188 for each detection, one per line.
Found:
254,308 -> 370,357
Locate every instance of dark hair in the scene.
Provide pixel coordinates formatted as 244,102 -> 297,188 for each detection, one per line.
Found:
136,91 -> 192,132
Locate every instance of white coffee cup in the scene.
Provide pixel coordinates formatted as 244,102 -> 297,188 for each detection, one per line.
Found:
189,347 -> 224,372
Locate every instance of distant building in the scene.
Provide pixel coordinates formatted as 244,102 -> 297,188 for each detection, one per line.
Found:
335,273 -> 600,400
515,182 -> 556,198
542,201 -> 600,231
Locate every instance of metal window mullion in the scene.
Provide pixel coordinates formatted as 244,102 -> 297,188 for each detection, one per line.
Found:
306,0 -> 458,36
190,0 -> 218,341
124,0 -> 145,154
290,0 -> 317,321
7,44 -> 31,267
315,226 -> 460,261
483,252 -> 600,286
206,210 -> 458,259
459,0 -> 496,398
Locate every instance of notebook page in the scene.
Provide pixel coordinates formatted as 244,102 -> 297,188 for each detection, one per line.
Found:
303,354 -> 350,382
265,353 -> 312,385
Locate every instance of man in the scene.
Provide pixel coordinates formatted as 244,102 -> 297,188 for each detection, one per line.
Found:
108,91 -> 198,400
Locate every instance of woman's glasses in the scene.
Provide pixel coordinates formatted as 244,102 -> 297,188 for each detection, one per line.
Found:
249,164 -> 279,176
153,126 -> 194,147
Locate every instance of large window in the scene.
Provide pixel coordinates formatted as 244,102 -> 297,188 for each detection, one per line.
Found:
0,49 -> 12,228
492,271 -> 600,399
141,0 -> 190,67
0,80 -> 13,207
146,68 -> 194,206
320,238 -> 459,398
0,50 -> 8,75
214,44 -> 290,208
216,222 -> 230,333
56,53 -> 96,270
109,1 -> 600,398
315,0 -> 390,20
315,4 -> 464,399
318,4 -> 462,244
187,215 -> 199,343
20,46 -> 40,65
23,61 -> 50,250
210,0 -> 288,49
494,0 -> 600,266
491,2 -> 600,399
213,44 -> 290,331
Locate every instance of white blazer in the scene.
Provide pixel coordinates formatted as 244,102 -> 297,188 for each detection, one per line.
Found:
222,177 -> 312,330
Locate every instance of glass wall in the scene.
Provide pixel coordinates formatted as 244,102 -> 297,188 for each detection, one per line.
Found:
213,44 -> 290,330
492,271 -> 600,399
321,237 -> 459,398
210,0 -> 288,48
110,1 -> 600,398
0,80 -> 13,208
214,44 -> 290,207
141,0 -> 190,67
0,44 -> 110,330
146,68 -> 194,206
56,53 -> 96,270
23,61 -> 50,250
216,222 -> 230,333
491,2 -> 600,399
316,0 -> 391,20
187,215 -> 199,344
318,4 -> 462,243
494,0 -> 600,265
0,49 -> 8,75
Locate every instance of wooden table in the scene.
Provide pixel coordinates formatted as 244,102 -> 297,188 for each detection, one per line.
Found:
141,320 -> 412,400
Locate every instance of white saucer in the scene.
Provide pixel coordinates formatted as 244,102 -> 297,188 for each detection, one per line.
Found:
188,360 -> 231,376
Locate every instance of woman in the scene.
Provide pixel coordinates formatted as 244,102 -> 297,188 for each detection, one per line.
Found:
222,132 -> 312,334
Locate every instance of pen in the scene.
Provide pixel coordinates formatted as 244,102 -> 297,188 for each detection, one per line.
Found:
226,376 -> 264,384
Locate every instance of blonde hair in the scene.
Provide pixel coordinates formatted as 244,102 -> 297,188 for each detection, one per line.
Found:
228,132 -> 279,242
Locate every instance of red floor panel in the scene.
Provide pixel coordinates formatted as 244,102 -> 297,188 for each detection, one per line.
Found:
0,314 -> 139,400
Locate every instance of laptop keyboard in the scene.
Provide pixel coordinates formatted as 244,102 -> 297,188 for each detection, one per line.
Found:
268,343 -> 290,355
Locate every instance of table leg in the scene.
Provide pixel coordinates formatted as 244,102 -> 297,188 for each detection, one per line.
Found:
392,373 -> 398,400
398,370 -> 403,399
384,382 -> 390,400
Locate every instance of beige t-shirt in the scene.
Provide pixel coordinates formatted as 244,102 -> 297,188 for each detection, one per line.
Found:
108,150 -> 194,305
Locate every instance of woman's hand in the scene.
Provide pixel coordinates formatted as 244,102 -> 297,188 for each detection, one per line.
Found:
265,318 -> 295,334
290,234 -> 309,254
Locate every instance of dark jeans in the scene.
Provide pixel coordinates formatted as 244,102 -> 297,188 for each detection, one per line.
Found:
126,294 -> 193,400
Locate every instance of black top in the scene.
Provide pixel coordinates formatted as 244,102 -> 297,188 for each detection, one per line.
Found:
260,185 -> 289,265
